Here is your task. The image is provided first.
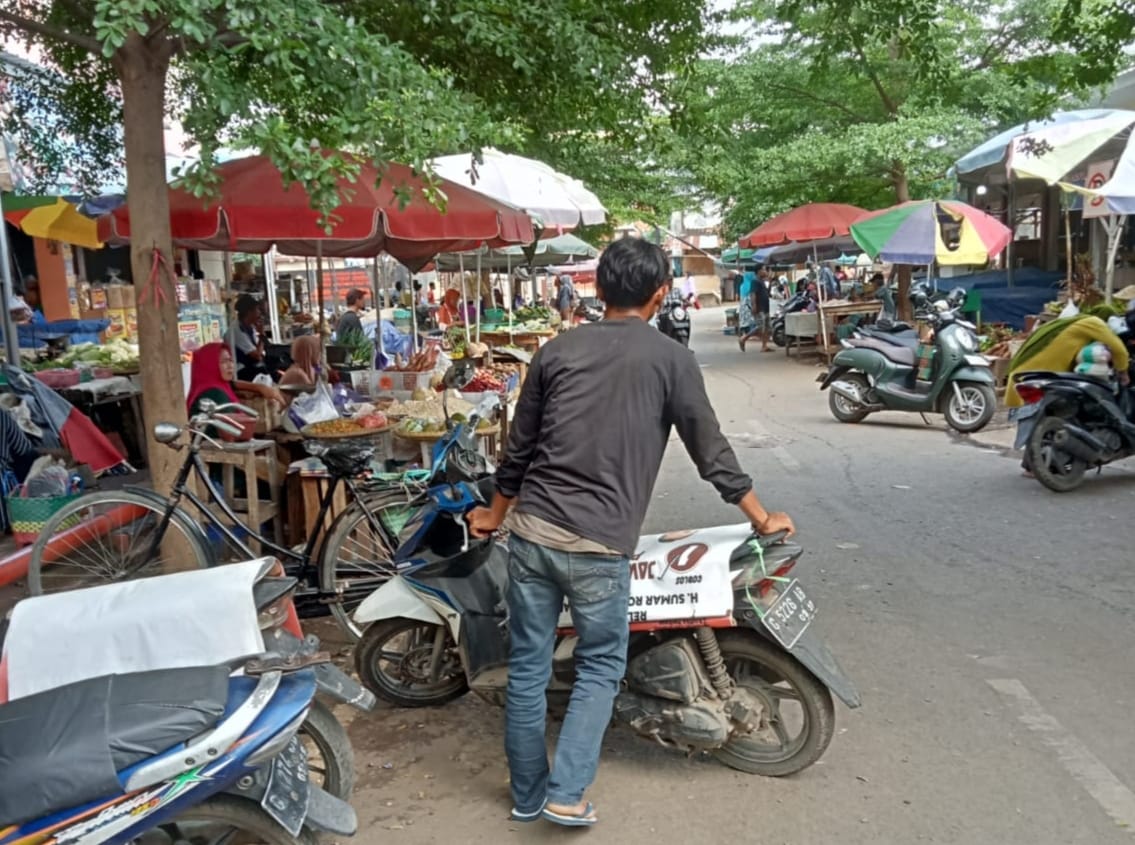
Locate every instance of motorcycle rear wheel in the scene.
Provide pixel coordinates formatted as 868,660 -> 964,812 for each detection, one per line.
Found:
828,373 -> 871,423
1027,416 -> 1088,492
772,325 -> 786,348
355,617 -> 469,707
711,632 -> 835,777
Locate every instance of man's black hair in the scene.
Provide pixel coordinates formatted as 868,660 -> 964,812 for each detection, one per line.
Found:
235,293 -> 259,318
346,289 -> 364,307
597,237 -> 670,309
413,280 -> 422,291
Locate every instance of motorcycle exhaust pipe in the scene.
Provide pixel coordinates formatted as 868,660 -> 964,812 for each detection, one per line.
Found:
831,379 -> 883,411
1053,425 -> 1105,463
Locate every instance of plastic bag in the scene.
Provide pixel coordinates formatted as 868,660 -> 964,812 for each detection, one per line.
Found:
1059,301 -> 1080,319
284,382 -> 339,433
23,458 -> 72,497
0,395 -> 43,440
252,374 -> 275,388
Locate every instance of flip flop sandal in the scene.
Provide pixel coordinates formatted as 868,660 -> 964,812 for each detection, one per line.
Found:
510,801 -> 546,823
543,802 -> 598,827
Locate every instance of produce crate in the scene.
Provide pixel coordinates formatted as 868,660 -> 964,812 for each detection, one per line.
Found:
989,356 -> 1010,388
382,370 -> 434,392
7,492 -> 82,546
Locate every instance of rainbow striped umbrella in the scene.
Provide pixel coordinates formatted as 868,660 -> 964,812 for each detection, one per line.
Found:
850,200 -> 1011,266
2,194 -> 102,249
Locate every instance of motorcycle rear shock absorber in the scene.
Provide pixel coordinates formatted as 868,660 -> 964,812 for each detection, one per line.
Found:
694,627 -> 734,699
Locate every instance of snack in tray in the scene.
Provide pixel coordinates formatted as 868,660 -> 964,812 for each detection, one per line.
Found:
356,412 -> 388,429
305,418 -> 367,436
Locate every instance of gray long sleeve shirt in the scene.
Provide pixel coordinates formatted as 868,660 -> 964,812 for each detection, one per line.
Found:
495,317 -> 753,556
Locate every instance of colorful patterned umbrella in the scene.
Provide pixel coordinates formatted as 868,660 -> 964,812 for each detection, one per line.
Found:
2,194 -> 102,249
850,200 -> 1011,266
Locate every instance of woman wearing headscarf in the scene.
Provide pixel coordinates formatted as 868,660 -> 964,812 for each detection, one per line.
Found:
437,288 -> 462,328
186,342 -> 284,418
280,335 -> 322,388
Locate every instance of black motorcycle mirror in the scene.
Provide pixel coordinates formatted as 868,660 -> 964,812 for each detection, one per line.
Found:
441,360 -> 476,426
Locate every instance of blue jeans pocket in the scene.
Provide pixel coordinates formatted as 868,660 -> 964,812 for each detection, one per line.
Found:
569,555 -> 626,605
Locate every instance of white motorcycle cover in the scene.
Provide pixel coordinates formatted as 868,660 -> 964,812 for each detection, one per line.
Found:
557,524 -> 752,627
3,560 -> 267,700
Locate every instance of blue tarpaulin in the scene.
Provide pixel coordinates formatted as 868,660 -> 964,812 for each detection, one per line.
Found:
926,268 -> 1062,329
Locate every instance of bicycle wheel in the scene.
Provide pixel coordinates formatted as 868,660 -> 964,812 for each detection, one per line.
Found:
27,490 -> 213,595
319,489 -> 417,639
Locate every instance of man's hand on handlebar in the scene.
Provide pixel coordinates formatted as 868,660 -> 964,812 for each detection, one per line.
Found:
755,511 -> 795,537
468,507 -> 501,538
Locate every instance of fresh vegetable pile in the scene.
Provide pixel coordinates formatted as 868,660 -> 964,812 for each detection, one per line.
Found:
45,340 -> 140,372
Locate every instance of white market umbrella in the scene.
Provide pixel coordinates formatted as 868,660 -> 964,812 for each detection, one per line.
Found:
432,149 -> 607,229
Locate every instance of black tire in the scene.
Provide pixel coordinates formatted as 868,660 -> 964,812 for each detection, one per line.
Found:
712,632 -> 835,777
299,698 -> 354,799
943,381 -> 996,433
319,491 -> 418,639
28,490 -> 212,596
1027,416 -> 1088,492
355,617 -> 469,707
772,324 -> 786,348
143,795 -> 317,845
827,373 -> 871,424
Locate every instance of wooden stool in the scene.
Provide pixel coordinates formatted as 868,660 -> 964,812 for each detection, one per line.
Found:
196,439 -> 283,553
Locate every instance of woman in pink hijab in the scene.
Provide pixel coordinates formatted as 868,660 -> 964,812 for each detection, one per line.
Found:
280,334 -> 322,387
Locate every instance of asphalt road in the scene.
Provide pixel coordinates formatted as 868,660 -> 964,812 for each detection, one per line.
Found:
337,308 -> 1135,843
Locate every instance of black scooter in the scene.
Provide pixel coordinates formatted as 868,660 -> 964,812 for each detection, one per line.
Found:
658,292 -> 691,347
1016,338 -> 1135,492
770,291 -> 812,348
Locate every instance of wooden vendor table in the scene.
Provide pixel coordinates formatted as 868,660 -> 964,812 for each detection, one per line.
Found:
479,329 -> 554,355
818,301 -> 883,361
394,426 -> 500,469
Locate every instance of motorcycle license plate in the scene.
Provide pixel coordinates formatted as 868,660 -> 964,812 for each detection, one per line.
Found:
761,580 -> 816,649
261,736 -> 310,836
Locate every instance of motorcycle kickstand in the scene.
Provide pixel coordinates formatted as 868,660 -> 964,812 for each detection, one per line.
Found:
919,412 -> 933,426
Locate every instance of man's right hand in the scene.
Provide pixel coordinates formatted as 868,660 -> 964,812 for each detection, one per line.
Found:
756,511 -> 795,537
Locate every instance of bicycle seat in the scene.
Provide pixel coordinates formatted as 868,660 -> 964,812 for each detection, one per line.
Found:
321,444 -> 375,478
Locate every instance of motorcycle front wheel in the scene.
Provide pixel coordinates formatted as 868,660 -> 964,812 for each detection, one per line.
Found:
1026,416 -> 1088,492
711,633 -> 835,777
355,617 -> 469,707
943,381 -> 996,433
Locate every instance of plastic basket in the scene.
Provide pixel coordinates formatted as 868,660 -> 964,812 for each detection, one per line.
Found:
35,369 -> 80,389
7,492 -> 82,546
484,308 -> 505,323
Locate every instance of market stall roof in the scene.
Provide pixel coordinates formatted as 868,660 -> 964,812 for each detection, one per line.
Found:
431,149 -> 606,229
96,152 -> 535,270
2,194 -> 102,249
952,108 -> 1129,186
435,232 -> 598,271
740,203 -> 867,248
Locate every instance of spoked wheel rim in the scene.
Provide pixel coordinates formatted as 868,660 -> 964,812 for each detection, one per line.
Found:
361,621 -> 466,703
949,386 -> 988,426
323,498 -> 415,638
831,391 -> 861,417
726,656 -> 811,763
29,494 -> 209,595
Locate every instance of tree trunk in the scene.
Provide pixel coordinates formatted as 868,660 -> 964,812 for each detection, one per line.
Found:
114,38 -> 187,508
892,164 -> 913,321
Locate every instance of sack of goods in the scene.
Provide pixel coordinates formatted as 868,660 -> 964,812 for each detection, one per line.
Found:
1074,342 -> 1112,379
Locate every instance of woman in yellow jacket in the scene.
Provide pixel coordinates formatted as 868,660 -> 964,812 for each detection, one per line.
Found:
1007,314 -> 1131,474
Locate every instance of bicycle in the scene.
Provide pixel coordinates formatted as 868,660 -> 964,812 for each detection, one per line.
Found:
27,400 -> 424,639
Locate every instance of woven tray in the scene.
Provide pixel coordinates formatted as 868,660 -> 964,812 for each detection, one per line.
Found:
394,424 -> 499,442
300,424 -> 391,440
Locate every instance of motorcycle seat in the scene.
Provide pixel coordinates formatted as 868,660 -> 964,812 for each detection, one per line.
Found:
0,666 -> 229,827
847,337 -> 916,367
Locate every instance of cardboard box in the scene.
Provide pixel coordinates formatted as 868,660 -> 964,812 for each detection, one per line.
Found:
89,287 -> 109,310
107,284 -> 127,309
106,308 -> 128,340
178,320 -> 202,351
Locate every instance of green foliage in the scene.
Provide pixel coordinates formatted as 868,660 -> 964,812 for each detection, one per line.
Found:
0,0 -> 707,221
677,0 -> 1125,238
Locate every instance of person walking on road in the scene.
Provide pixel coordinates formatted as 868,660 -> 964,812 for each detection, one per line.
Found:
738,269 -> 772,352
468,237 -> 795,829
554,273 -> 575,329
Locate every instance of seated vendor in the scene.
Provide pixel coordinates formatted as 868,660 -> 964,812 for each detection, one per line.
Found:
280,334 -> 322,388
437,288 -> 462,328
187,342 -> 284,418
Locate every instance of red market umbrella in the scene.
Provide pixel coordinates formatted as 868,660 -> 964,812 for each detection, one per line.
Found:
740,203 -> 868,248
97,152 -> 535,268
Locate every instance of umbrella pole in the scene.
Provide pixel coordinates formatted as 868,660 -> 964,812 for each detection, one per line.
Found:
459,253 -> 470,348
316,243 -> 326,340
373,256 -> 383,374
0,215 -> 21,366
476,251 -> 482,344
506,253 -> 513,323
264,248 -> 281,343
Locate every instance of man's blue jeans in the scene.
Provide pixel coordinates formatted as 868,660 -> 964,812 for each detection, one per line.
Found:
505,533 -> 631,813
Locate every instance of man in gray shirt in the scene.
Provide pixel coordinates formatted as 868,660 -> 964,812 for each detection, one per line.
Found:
469,237 -> 794,828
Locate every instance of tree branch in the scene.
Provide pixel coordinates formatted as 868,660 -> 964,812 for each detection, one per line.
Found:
852,41 -> 897,115
0,9 -> 100,54
765,80 -> 865,123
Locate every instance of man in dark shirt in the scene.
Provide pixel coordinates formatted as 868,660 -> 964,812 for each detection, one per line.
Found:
335,289 -> 365,340
469,237 -> 794,828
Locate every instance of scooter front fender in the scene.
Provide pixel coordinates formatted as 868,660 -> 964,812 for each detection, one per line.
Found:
353,575 -> 444,626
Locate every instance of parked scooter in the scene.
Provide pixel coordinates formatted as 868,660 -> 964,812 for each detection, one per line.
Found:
0,561 -> 359,845
657,289 -> 692,347
770,290 -> 812,348
820,301 -> 996,433
0,557 -> 375,801
348,364 -> 859,777
1015,350 -> 1135,492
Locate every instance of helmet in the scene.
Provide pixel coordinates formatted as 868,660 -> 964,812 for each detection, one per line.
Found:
947,287 -> 967,308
